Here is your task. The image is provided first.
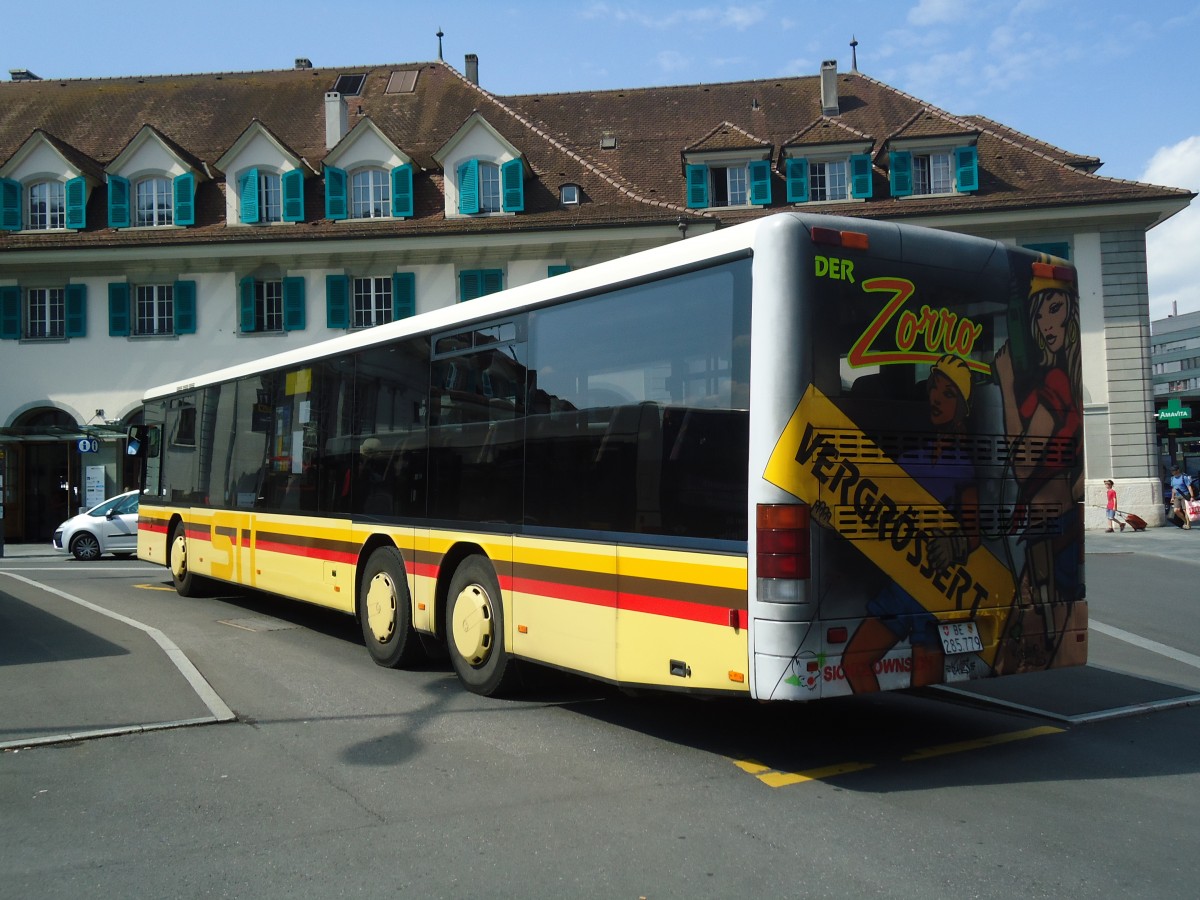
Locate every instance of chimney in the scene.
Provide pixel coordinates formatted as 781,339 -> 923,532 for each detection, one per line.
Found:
295,58 -> 312,70
465,53 -> 479,85
820,59 -> 839,116
325,91 -> 348,149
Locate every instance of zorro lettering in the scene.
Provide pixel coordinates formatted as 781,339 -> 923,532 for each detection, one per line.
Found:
848,276 -> 989,375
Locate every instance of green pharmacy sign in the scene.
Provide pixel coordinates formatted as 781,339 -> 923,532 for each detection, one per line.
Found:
1157,397 -> 1193,430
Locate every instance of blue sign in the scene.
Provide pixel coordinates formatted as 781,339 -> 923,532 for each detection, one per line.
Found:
77,438 -> 99,454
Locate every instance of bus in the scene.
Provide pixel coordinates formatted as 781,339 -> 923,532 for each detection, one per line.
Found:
134,213 -> 1087,700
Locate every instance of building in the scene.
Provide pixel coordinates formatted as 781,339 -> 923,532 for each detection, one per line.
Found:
1151,308 -> 1200,476
1,54 -> 1192,541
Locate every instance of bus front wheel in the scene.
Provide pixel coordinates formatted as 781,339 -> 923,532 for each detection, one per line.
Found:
446,555 -> 519,696
359,546 -> 424,669
169,522 -> 205,597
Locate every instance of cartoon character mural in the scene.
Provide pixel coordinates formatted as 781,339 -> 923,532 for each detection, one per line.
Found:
763,249 -> 1086,695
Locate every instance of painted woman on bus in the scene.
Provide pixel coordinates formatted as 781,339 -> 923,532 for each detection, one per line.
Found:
842,354 -> 982,693
991,265 -> 1084,646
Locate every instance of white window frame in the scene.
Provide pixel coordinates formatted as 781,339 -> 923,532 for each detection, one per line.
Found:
352,276 -> 393,328
135,176 -> 174,227
560,184 -> 580,206
809,159 -> 849,202
255,280 -> 284,332
350,168 -> 391,219
478,162 -> 501,213
27,181 -> 66,230
912,151 -> 954,196
26,287 -> 65,338
708,164 -> 749,207
134,284 -> 175,335
259,172 -> 282,223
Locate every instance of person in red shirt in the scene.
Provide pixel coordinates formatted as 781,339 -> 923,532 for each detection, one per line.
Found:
1104,479 -> 1117,532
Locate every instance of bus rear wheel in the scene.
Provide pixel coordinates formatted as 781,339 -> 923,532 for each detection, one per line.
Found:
359,546 -> 424,668
446,555 -> 519,696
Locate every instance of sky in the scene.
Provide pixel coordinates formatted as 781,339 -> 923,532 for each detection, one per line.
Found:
3,0 -> 1198,318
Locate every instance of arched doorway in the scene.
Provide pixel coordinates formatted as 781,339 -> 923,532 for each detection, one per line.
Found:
12,407 -> 78,542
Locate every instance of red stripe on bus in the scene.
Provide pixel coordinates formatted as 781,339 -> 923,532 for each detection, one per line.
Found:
511,576 -> 744,627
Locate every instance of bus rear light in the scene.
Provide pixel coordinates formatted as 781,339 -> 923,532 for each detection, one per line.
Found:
827,627 -> 848,644
811,226 -> 870,250
1031,261 -> 1076,284
757,503 -> 811,580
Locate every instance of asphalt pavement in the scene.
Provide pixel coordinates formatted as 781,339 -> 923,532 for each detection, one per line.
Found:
3,522 -> 1199,750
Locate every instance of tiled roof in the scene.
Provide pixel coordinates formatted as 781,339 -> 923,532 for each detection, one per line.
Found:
784,117 -> 874,149
0,60 -> 1190,252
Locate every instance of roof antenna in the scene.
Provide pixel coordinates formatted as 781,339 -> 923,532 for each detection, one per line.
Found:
437,28 -> 444,61
850,35 -> 859,72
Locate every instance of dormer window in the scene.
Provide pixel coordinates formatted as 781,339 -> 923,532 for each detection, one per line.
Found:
350,168 -> 391,219
239,169 -> 289,224
560,184 -> 580,206
784,153 -> 873,204
135,177 -> 173,226
28,181 -> 66,230
685,159 -> 771,209
456,158 -> 523,215
889,146 -> 978,197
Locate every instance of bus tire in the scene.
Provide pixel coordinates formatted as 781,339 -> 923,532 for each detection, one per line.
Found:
359,546 -> 424,669
169,521 -> 206,597
446,555 -> 519,696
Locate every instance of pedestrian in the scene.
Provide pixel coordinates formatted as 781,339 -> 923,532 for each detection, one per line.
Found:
1167,466 -> 1195,530
1104,479 -> 1118,532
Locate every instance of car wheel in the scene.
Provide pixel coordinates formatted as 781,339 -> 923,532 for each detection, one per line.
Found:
71,532 -> 102,561
445,555 -> 519,696
358,546 -> 425,668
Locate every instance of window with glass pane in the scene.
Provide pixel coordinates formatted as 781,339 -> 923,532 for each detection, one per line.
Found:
708,165 -> 749,207
135,177 -> 173,226
351,169 -> 390,219
135,284 -> 174,335
913,152 -> 953,195
478,163 -> 501,212
259,173 -> 282,222
353,276 -> 392,327
26,288 -> 65,338
256,280 -> 284,332
809,160 -> 849,201
28,181 -> 65,230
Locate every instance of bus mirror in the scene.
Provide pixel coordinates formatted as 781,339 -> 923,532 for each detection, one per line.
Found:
127,425 -> 160,458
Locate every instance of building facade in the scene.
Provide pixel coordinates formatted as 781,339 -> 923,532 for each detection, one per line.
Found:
1151,308 -> 1200,478
0,56 -> 1192,540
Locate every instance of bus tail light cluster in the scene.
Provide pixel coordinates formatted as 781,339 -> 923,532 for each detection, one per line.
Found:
757,504 -> 811,580
810,226 -> 870,250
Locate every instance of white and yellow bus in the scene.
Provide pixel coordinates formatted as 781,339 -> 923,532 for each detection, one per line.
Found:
136,213 -> 1087,699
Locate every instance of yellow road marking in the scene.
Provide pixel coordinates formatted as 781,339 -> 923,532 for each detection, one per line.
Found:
134,583 -> 178,591
733,725 -> 1065,788
901,725 -> 1064,761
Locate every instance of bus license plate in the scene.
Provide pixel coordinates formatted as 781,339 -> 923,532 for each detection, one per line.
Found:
939,621 -> 982,655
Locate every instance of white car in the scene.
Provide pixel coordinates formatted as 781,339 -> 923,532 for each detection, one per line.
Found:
52,490 -> 140,561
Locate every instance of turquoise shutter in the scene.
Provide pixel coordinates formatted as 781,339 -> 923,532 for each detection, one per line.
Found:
685,164 -> 708,208
283,276 -> 306,330
390,164 -> 413,218
239,169 -> 259,223
108,175 -> 131,228
748,160 -> 772,205
174,173 -> 195,225
326,274 -> 349,327
955,145 -> 979,192
65,177 -> 87,230
501,159 -> 524,212
392,272 -> 415,319
282,169 -> 304,222
482,270 -> 503,296
325,166 -> 348,220
785,158 -> 809,203
459,270 -> 481,302
889,151 -> 913,197
239,277 -> 257,332
173,280 -> 197,334
65,284 -> 87,336
1,285 -> 22,339
458,160 -> 480,214
108,283 -> 130,336
0,178 -> 20,230
850,154 -> 874,198
547,265 -> 570,277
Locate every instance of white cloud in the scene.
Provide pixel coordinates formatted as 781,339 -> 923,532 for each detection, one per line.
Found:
656,50 -> 690,73
579,3 -> 767,30
1142,136 -> 1200,318
907,0 -> 968,26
